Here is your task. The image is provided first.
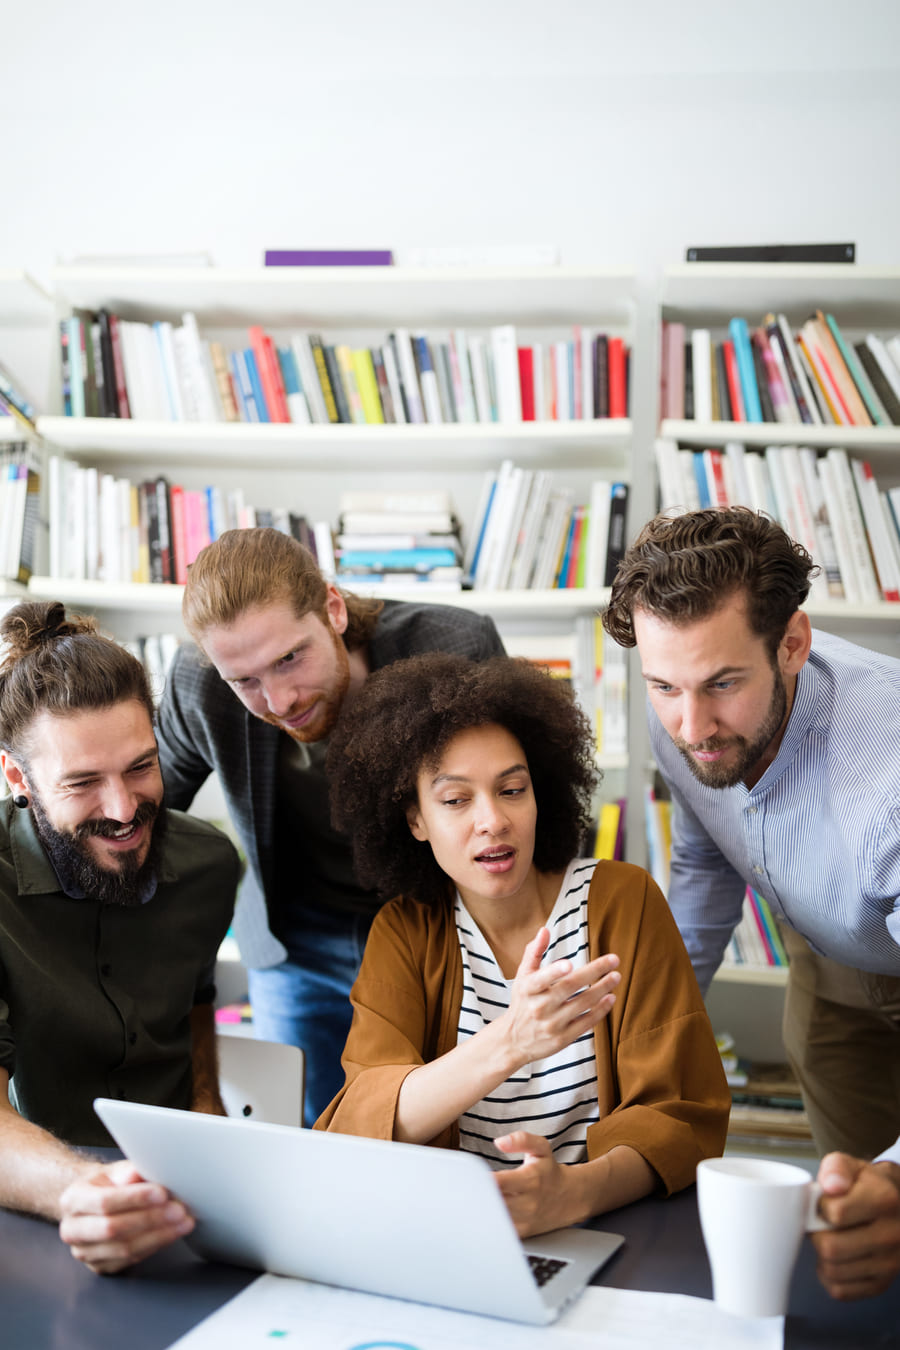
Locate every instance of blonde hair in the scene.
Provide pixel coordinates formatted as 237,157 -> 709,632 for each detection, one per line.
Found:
183,528 -> 383,651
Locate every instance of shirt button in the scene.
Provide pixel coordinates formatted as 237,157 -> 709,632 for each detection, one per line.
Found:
100,963 -> 112,976
747,806 -> 758,815
753,865 -> 764,875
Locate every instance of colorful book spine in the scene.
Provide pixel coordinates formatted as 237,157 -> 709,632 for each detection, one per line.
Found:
728,318 -> 763,422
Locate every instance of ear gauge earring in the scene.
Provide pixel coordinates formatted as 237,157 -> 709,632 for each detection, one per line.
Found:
12,795 -> 29,809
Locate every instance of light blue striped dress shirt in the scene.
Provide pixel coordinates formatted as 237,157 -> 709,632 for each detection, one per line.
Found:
650,629 -> 900,994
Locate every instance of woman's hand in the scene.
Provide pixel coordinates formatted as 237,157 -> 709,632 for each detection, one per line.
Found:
495,1134 -> 657,1236
500,927 -> 620,1071
494,1131 -> 580,1236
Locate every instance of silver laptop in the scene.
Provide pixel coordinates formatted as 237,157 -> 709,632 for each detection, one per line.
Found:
95,1099 -> 623,1326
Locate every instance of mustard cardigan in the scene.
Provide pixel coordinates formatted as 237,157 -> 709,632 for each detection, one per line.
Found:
316,860 -> 730,1196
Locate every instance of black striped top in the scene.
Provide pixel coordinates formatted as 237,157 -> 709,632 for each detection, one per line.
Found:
455,859 -> 601,1169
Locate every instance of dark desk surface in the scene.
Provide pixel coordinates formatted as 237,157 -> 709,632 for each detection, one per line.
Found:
3,1185 -> 899,1350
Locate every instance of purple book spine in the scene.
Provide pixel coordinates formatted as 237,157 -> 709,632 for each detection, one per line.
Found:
264,250 -> 393,266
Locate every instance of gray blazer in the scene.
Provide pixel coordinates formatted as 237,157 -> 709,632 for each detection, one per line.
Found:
156,599 -> 505,969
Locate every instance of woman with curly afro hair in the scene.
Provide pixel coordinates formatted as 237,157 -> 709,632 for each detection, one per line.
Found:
317,653 -> 729,1238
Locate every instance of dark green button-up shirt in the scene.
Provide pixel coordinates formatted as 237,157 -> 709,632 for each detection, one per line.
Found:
0,800 -> 239,1145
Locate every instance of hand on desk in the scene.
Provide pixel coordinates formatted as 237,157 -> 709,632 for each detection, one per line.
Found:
812,1152 -> 900,1300
494,1131 -> 571,1237
58,1159 -> 195,1275
493,1132 -> 655,1239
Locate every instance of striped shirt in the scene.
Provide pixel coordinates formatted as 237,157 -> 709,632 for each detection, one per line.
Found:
651,629 -> 900,993
455,858 -> 600,1170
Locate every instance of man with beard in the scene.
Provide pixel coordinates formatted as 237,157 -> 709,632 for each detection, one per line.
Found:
602,507 -> 900,1160
156,527 -> 504,1124
0,600 -> 239,1272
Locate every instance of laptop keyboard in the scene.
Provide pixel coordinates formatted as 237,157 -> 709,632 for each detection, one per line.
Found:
527,1254 -> 569,1287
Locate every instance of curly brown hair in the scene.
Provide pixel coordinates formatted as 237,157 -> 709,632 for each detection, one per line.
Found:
602,507 -> 815,658
0,601 -> 154,761
326,652 -> 598,907
182,527 -> 383,653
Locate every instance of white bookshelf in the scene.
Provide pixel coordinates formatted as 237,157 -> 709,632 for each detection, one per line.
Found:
659,262 -> 900,1049
36,262 -> 638,841
658,262 -> 900,638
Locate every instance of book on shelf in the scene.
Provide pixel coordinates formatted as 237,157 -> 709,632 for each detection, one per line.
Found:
574,615 -> 628,759
654,438 -> 900,606
720,889 -> 790,971
660,306 -> 900,428
121,632 -> 181,704
58,307 -> 630,427
464,463 -> 629,592
685,242 -> 855,263
0,361 -> 38,433
0,445 -> 41,583
593,800 -> 626,861
45,453 -> 343,586
643,785 -> 671,895
263,249 -> 394,266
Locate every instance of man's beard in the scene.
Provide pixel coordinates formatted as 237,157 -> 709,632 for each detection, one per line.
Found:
31,793 -> 167,907
673,670 -> 788,789
263,627 -> 351,745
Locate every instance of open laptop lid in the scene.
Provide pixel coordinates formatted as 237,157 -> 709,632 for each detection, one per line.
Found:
95,1099 -> 623,1325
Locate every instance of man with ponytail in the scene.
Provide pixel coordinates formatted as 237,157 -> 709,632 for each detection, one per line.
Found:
0,601 -> 240,1273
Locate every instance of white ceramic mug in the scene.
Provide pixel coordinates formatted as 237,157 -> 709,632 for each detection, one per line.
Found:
696,1156 -> 830,1318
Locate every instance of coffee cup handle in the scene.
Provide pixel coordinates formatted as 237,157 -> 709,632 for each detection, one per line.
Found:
805,1181 -> 832,1233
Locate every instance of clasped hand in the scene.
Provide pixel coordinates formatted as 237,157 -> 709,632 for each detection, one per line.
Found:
500,926 -> 620,1071
58,1159 -> 195,1274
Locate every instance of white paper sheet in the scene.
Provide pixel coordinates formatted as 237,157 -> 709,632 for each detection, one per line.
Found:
167,1275 -> 783,1350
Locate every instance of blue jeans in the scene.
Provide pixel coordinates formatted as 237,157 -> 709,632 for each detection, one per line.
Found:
247,906 -> 374,1127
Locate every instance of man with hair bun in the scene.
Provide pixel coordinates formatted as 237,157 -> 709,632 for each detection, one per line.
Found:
0,600 -> 240,1273
603,506 -> 900,1300
156,527 -> 504,1123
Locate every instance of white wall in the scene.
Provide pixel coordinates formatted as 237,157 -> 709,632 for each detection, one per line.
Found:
4,0 -> 900,283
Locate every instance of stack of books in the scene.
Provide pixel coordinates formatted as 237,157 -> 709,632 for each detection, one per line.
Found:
727,1062 -> 813,1153
334,491 -> 463,590
466,463 -> 629,591
59,311 -> 630,426
655,439 -> 900,605
660,308 -> 900,428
